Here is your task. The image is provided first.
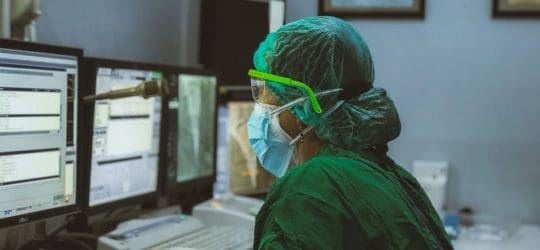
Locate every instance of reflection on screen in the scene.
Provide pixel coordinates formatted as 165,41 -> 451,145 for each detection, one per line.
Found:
227,102 -> 275,195
0,48 -> 78,219
89,68 -> 162,207
177,74 -> 217,182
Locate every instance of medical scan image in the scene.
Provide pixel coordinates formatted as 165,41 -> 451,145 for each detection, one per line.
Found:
176,74 -> 217,182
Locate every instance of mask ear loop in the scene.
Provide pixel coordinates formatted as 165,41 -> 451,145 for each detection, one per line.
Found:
289,100 -> 345,145
297,119 -> 305,144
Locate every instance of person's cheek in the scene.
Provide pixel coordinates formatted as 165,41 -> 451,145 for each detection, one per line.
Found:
279,111 -> 300,138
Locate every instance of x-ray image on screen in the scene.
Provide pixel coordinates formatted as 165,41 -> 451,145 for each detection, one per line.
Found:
228,102 -> 275,195
176,74 -> 217,182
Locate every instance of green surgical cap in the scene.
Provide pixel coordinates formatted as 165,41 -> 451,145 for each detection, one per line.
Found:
253,16 -> 401,151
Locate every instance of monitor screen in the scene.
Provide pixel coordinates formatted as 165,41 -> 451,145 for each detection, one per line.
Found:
0,46 -> 78,222
88,67 -> 162,207
225,102 -> 276,195
175,73 -> 217,183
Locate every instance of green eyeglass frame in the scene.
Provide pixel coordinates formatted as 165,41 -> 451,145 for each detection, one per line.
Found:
248,69 -> 323,114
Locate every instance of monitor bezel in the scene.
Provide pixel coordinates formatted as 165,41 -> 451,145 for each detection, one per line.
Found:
0,38 -> 83,228
162,67 -> 219,197
79,57 -> 171,215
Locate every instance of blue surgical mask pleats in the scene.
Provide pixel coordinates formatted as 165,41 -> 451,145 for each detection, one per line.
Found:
247,103 -> 293,177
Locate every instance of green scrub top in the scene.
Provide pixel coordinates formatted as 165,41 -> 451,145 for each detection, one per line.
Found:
254,144 -> 453,250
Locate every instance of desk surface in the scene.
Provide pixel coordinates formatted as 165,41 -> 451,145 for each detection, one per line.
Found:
454,225 -> 540,250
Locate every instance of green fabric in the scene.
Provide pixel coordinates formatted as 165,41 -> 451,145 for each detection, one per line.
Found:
254,144 -> 453,250
253,16 -> 401,152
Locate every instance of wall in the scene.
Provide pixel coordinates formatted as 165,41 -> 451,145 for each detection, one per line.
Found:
35,0 -> 200,66
287,0 -> 540,223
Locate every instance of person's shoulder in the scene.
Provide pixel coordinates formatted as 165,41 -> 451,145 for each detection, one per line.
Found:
277,155 -> 369,194
263,156 -> 342,201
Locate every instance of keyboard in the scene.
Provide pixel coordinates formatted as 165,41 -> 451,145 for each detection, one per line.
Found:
192,195 -> 264,232
149,225 -> 253,250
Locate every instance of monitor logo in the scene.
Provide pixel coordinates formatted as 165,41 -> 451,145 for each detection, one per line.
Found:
18,217 -> 28,224
3,210 -> 12,216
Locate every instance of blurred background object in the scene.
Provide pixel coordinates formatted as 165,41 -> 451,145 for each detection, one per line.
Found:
227,102 -> 276,197
0,0 -> 41,41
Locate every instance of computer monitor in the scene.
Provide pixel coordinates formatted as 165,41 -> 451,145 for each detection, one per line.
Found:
224,101 -> 276,196
200,0 -> 270,85
164,69 -> 218,194
80,58 -> 166,213
0,39 -> 82,227
214,88 -> 276,197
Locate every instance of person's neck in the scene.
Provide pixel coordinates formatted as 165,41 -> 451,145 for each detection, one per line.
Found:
295,131 -> 326,164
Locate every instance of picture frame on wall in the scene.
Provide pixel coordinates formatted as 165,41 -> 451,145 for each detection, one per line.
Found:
318,0 -> 425,18
493,0 -> 540,17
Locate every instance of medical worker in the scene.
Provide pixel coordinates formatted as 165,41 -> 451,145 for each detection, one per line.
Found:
247,16 -> 452,249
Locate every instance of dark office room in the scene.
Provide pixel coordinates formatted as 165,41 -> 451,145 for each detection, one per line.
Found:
0,0 -> 539,249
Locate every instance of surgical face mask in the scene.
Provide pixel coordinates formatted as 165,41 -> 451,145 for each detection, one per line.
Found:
247,90 -> 344,177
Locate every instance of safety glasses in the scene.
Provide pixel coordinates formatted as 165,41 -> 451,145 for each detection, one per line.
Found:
248,69 -> 323,114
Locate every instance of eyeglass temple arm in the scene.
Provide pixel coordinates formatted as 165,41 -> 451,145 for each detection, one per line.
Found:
248,70 -> 323,113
